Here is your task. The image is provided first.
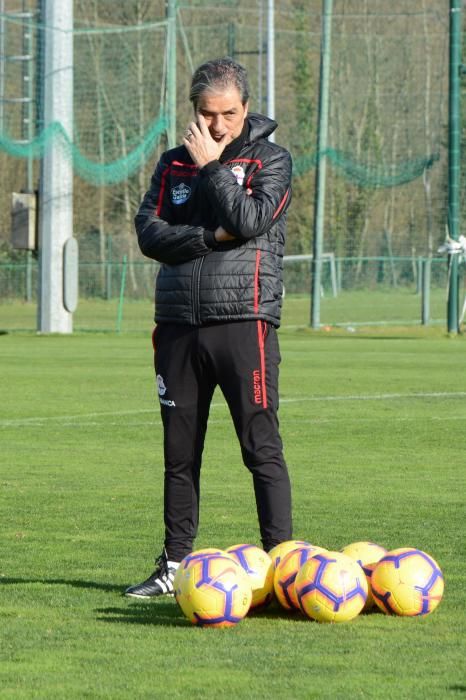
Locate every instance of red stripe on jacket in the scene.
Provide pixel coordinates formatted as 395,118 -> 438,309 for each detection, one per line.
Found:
272,188 -> 290,221
156,166 -> 171,216
253,250 -> 261,313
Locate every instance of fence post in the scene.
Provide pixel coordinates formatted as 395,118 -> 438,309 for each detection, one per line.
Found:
106,234 -> 112,300
421,258 -> 431,325
336,257 -> 342,293
416,256 -> 423,294
447,0 -> 462,333
328,253 -> 338,297
311,0 -> 333,328
116,255 -> 127,333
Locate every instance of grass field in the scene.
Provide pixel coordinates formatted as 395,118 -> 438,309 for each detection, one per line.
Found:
1,326 -> 465,698
0,286 -> 453,332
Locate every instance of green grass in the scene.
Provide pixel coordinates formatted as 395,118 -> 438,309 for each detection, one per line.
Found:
0,286 -> 454,332
1,328 -> 466,699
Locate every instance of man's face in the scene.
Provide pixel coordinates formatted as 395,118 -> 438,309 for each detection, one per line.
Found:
195,87 -> 248,142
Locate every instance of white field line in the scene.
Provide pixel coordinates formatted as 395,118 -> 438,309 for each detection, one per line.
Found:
280,391 -> 466,404
1,391 -> 465,429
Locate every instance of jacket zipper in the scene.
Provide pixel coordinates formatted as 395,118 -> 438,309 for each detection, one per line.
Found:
191,257 -> 203,325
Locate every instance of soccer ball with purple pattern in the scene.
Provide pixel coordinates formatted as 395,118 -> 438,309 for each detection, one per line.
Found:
268,540 -> 312,569
340,540 -> 388,610
175,553 -> 252,627
371,547 -> 444,616
173,548 -> 233,593
226,544 -> 274,610
295,551 -> 368,622
274,545 -> 326,611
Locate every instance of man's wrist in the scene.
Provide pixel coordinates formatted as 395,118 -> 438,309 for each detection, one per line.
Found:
203,229 -> 218,248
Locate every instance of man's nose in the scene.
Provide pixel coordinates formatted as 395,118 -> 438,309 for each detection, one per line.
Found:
212,114 -> 225,132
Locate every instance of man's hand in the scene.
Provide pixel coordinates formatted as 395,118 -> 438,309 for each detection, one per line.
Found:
183,114 -> 231,168
214,188 -> 252,242
214,226 -> 236,242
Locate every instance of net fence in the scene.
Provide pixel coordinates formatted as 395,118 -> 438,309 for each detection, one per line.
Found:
0,0 -> 463,331
0,255 -> 453,332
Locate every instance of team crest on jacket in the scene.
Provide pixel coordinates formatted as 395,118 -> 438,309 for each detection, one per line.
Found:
171,182 -> 191,205
231,164 -> 245,186
156,374 -> 167,396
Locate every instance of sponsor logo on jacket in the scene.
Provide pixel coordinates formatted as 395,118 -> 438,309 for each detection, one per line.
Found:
171,182 -> 191,205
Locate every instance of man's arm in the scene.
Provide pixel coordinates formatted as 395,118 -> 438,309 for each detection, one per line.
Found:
135,153 -> 217,265
199,148 -> 292,241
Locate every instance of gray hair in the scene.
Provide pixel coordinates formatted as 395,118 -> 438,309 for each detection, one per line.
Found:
189,57 -> 250,107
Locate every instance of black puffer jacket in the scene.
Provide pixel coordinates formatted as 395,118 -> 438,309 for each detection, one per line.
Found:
135,113 -> 292,327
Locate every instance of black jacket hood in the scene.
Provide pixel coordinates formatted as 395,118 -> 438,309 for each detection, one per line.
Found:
247,112 -> 278,142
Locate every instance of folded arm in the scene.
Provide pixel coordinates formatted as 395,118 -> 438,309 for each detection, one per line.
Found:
135,155 -> 214,265
200,149 -> 292,241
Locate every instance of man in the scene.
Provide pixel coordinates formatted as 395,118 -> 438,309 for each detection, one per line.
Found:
125,57 -> 292,598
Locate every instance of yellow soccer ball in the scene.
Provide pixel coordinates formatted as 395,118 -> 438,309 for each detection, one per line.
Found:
268,540 -> 313,569
295,551 -> 368,623
173,548 -> 231,592
274,545 -> 326,611
175,553 -> 252,627
226,544 -> 274,610
371,548 -> 444,616
340,541 -> 388,610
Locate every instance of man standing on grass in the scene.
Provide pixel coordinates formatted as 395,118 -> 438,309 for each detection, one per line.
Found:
125,57 -> 293,598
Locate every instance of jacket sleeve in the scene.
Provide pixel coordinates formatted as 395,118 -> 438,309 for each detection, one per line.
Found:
200,148 -> 292,240
135,152 -> 216,265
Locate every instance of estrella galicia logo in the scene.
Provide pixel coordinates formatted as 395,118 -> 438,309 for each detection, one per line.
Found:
171,182 -> 191,205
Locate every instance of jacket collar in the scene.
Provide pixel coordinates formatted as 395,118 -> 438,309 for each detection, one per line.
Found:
219,113 -> 278,164
246,112 -> 278,142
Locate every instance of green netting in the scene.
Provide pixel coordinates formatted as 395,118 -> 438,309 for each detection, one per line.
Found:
0,2 -> 448,189
1,7 -> 169,185
0,0 -> 460,331
0,115 -> 167,184
292,150 -> 440,188
0,122 -> 438,188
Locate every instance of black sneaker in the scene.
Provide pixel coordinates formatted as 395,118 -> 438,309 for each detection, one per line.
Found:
124,550 -> 179,598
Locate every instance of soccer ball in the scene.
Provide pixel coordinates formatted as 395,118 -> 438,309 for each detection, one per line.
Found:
173,548 -> 232,592
268,540 -> 313,569
274,545 -> 326,611
340,541 -> 388,610
371,547 -> 444,616
226,544 -> 274,610
175,553 -> 252,627
295,551 -> 368,623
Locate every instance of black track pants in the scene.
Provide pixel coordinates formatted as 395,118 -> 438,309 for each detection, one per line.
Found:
152,321 -> 292,561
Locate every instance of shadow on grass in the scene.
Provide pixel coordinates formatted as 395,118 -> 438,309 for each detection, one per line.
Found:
96,602 -> 187,627
248,603 -> 309,622
1,578 -> 384,627
1,577 -> 188,627
0,577 -> 122,593
99,602 -> 308,628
